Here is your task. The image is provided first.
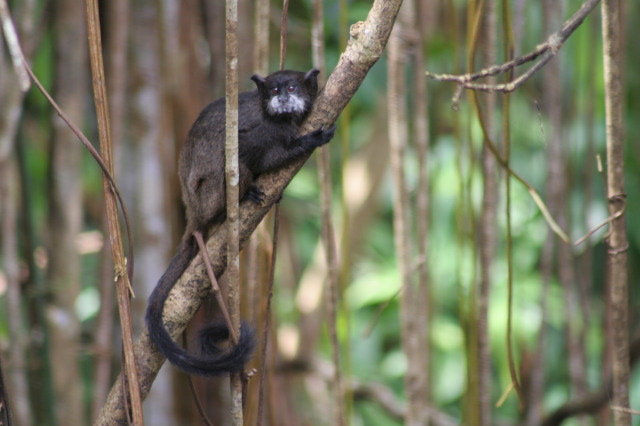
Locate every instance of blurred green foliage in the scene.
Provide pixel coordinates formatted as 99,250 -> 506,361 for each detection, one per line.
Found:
3,0 -> 639,423
283,0 -> 640,423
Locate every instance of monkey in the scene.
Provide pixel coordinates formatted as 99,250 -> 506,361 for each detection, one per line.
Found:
146,69 -> 336,376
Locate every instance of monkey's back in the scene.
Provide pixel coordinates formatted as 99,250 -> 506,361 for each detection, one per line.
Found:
178,90 -> 276,233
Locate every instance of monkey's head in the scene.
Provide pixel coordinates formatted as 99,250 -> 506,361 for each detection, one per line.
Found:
251,69 -> 320,122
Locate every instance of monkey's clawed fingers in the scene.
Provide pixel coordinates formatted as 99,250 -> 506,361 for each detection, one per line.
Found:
304,124 -> 337,148
314,124 -> 336,135
321,124 -> 337,138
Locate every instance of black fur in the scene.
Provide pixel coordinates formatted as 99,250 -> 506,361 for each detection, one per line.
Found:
146,69 -> 335,376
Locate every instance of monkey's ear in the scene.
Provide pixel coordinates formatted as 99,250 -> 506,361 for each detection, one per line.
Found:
304,69 -> 320,82
304,69 -> 320,94
251,74 -> 266,89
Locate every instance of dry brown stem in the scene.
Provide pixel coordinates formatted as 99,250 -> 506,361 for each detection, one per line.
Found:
85,0 -> 144,423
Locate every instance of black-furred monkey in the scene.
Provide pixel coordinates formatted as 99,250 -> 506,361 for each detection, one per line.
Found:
146,69 -> 335,376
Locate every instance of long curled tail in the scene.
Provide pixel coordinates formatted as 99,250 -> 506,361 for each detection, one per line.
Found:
146,238 -> 255,376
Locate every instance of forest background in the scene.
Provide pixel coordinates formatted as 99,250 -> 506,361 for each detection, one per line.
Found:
0,0 -> 639,425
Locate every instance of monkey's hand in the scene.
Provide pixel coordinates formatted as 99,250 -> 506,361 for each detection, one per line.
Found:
299,125 -> 337,150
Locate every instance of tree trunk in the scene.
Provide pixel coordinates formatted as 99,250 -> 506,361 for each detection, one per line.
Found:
47,0 -> 87,423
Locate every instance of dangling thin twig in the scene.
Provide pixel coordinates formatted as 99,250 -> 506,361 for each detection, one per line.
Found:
426,0 -> 601,96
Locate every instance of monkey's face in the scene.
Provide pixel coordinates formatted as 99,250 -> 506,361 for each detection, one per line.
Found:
265,83 -> 307,117
251,69 -> 318,121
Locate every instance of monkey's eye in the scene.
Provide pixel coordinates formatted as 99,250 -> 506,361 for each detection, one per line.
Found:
270,87 -> 279,95
287,85 -> 297,93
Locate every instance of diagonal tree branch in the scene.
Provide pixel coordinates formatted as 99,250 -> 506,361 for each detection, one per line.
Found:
95,0 -> 404,423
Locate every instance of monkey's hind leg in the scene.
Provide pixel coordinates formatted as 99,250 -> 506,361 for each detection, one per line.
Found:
192,231 -> 239,345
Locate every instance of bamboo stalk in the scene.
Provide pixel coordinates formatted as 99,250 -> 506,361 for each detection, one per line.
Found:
601,0 -> 629,424
225,0 -> 243,423
476,0 -> 497,423
388,8 -> 424,425
0,2 -> 33,423
251,0 -> 270,423
311,1 -> 346,424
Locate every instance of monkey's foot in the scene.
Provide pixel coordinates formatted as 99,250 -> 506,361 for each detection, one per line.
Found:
242,186 -> 265,204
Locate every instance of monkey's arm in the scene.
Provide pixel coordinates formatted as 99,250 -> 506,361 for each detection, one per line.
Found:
255,125 -> 336,173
